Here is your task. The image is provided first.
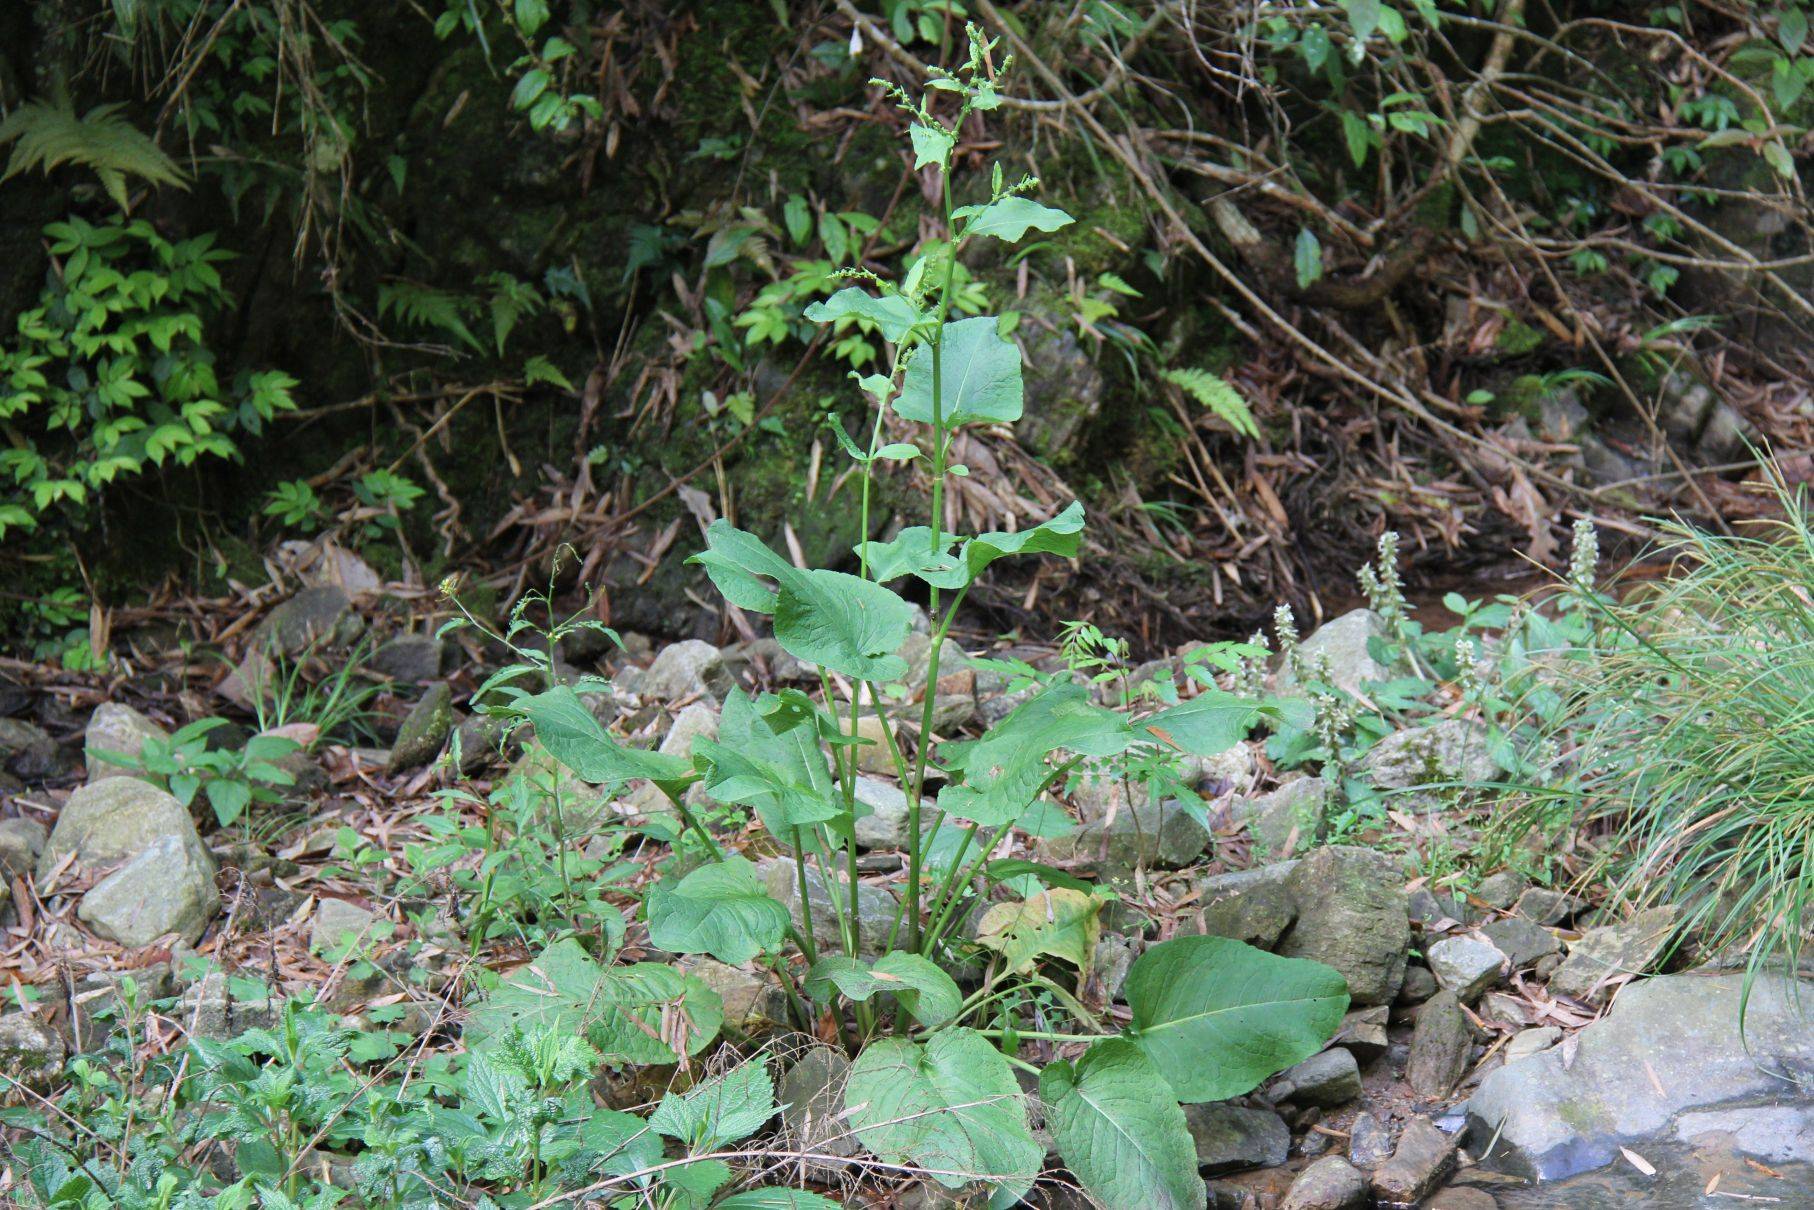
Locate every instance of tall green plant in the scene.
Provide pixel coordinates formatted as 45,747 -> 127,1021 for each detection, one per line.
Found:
479,31 -> 1348,1207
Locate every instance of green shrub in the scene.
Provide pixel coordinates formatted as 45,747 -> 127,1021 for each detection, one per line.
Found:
0,216 -> 297,540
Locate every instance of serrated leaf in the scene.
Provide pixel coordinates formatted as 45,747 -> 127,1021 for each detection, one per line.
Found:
895,316 -> 1023,427
650,1062 -> 776,1150
467,940 -> 724,1065
1124,935 -> 1348,1102
1162,367 -> 1260,440
803,286 -> 926,343
955,196 -> 1074,242
1041,1038 -> 1205,1210
845,1028 -> 1041,1199
805,952 -> 963,1027
974,888 -> 1100,974
646,856 -> 790,964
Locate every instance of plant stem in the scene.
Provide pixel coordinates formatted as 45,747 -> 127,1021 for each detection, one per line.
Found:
789,828 -> 820,967
658,783 -> 724,861
974,1028 -> 1103,1044
906,159 -> 963,952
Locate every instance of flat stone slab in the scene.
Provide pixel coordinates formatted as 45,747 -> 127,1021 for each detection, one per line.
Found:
1467,973 -> 1814,1181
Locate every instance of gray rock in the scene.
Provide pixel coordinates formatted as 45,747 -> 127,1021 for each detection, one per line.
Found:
1194,879 -> 1297,949
1361,718 -> 1497,805
1370,1117 -> 1456,1206
1090,933 -> 1138,1002
1427,935 -> 1507,1003
1184,744 -> 1259,798
453,713 -> 512,773
1278,609 -> 1393,696
0,1012 -> 65,1089
1279,846 -> 1410,1006
0,817 -> 46,881
84,703 -> 167,781
852,777 -> 914,850
77,833 -> 219,947
1348,1112 -> 1393,1166
387,683 -> 455,772
1199,861 -> 1299,899
1185,1103 -> 1291,1174
367,635 -> 445,683
0,718 -> 58,780
179,970 -> 280,1041
1397,964 -> 1439,1005
1407,990 -> 1475,1099
1332,1005 -> 1390,1065
761,860 -> 897,956
39,778 -> 202,882
1504,1026 -> 1561,1063
1547,905 -> 1677,1006
1017,324 -> 1103,459
1281,1155 -> 1367,1210
641,640 -> 726,702
658,702 -> 719,758
677,956 -> 787,1032
1235,777 -> 1328,859
1407,887 -> 1472,927
1474,871 -> 1529,910
264,586 -> 361,656
1426,1187 -> 1499,1210
1265,1047 -> 1361,1108
1467,973 -> 1814,1181
778,1047 -> 856,1160
1479,918 -> 1560,970
1036,798 -> 1210,874
1512,887 -> 1586,927
310,898 -> 379,956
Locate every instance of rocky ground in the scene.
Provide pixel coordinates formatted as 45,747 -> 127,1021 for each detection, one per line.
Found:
0,544 -> 1810,1207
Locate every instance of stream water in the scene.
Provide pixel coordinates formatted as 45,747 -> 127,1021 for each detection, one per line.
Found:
1489,1136 -> 1814,1208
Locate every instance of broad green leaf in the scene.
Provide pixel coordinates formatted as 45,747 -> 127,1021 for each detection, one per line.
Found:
650,1062 -> 776,1150
510,685 -> 691,788
1041,1038 -> 1205,1210
803,287 -> 925,343
845,1028 -> 1041,1198
691,520 -> 794,614
1294,227 -> 1324,289
468,939 -> 724,1065
961,501 -> 1085,582
1143,689 -> 1272,757
974,888 -> 1099,973
939,682 -> 1134,825
715,1191 -> 842,1210
663,1159 -> 732,1207
1124,935 -> 1348,1102
696,690 -> 842,848
955,196 -> 1075,242
692,525 -> 915,681
896,316 -> 1024,427
856,526 -> 963,585
774,567 -> 914,682
805,952 -> 963,1027
581,1109 -> 666,1177
646,856 -> 790,964
909,122 -> 954,169
1341,0 -> 1381,42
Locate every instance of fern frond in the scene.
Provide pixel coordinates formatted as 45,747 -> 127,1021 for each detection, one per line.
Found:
1162,366 -> 1260,440
0,101 -> 186,210
377,281 -> 481,351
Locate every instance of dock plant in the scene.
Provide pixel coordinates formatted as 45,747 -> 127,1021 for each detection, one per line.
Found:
476,31 -> 1349,1209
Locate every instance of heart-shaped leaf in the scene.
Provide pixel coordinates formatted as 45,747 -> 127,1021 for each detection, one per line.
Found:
845,1027 -> 1041,1199
646,856 -> 790,964
1143,689 -> 1275,757
774,567 -> 915,682
1124,935 -> 1348,1102
895,316 -> 1023,428
960,501 -> 1085,581
1041,1038 -> 1206,1210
